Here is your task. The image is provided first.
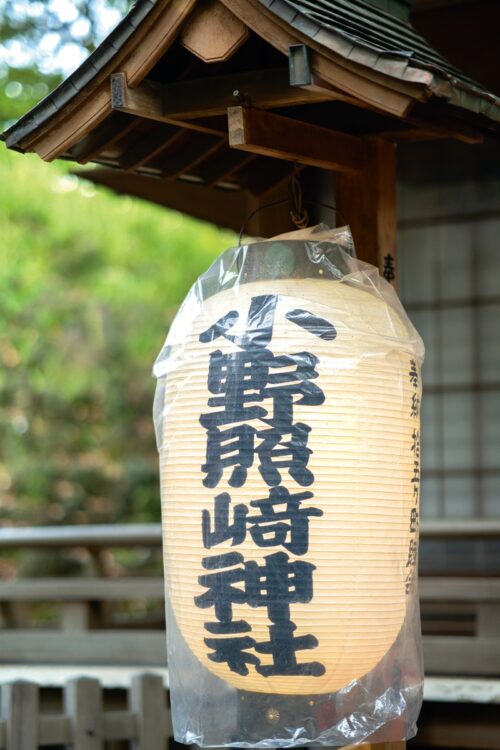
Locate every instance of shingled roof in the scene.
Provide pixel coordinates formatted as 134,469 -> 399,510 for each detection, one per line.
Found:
3,0 -> 500,153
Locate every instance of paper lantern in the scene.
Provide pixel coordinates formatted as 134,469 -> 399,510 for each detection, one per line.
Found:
157,235 -> 423,700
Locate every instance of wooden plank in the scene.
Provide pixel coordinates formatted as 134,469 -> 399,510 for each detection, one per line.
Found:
38,716 -> 71,746
336,136 -> 397,282
420,518 -> 500,538
129,674 -> 170,750
61,602 -> 90,631
477,604 -> 500,637
69,113 -> 139,164
420,578 -> 500,603
102,711 -> 137,741
0,578 -> 164,601
159,134 -> 226,179
237,156 -> 296,197
180,0 -> 249,63
118,124 -> 182,171
111,73 -> 225,136
416,700 -> 500,750
0,632 -> 166,666
162,67 -> 338,120
228,106 -> 365,173
196,150 -> 257,186
64,678 -> 103,750
78,168 -> 249,232
0,519 -> 497,551
423,636 -> 500,676
1,682 -> 39,750
0,524 -> 163,550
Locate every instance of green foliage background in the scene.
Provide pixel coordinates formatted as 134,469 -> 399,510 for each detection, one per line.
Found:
0,147 -> 234,530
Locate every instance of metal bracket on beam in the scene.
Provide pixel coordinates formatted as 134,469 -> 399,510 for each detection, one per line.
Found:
289,45 -> 312,87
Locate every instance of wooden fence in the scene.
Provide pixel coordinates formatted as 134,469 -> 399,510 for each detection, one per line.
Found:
0,674 -> 171,750
0,522 -> 499,677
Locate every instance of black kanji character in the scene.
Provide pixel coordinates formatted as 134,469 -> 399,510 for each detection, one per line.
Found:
410,393 -> 420,418
262,352 -> 324,433
200,348 -> 269,429
406,540 -> 417,568
255,621 -> 325,677
245,551 -> 315,622
256,422 -> 314,487
410,507 -> 419,533
199,295 -> 278,350
195,552 -> 249,632
205,635 -> 260,676
285,309 -> 337,341
202,492 -> 248,549
411,428 -> 420,458
411,460 -> 420,484
202,424 -> 255,488
383,254 -> 396,282
409,359 -> 419,388
247,486 -> 322,555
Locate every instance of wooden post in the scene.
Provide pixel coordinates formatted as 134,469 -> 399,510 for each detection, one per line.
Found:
336,136 -> 397,285
129,674 -> 170,750
64,678 -> 103,750
1,683 -> 39,750
335,139 -> 405,750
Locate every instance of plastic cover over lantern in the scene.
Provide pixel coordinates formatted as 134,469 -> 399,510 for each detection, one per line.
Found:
153,225 -> 424,748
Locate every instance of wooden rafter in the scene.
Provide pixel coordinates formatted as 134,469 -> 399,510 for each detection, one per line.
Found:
119,124 -> 183,171
159,134 -> 226,178
24,0 -> 199,160
228,106 -> 365,173
69,114 -> 141,164
75,168 -> 249,232
111,73 -> 225,136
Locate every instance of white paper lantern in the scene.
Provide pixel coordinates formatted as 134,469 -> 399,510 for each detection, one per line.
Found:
159,266 -> 422,696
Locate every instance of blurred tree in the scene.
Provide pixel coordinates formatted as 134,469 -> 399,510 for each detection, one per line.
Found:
0,0 -> 235,578
0,0 -> 133,125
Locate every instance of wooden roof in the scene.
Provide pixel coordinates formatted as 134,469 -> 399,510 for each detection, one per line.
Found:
2,0 -> 499,232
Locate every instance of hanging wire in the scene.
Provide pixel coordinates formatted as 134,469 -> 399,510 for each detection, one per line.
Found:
289,170 -> 309,229
238,167 -> 347,245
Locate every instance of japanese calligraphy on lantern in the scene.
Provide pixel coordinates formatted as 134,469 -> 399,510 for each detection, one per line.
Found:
405,359 -> 421,594
159,275 -> 423,695
196,294 -> 332,677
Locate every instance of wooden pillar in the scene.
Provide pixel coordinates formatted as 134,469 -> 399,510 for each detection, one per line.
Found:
335,138 -> 406,750
336,136 -> 397,285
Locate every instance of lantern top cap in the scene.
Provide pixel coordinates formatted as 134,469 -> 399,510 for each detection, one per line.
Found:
2,0 -> 500,155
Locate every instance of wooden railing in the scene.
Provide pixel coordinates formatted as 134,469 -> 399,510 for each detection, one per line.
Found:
0,522 -> 498,677
0,674 -> 170,750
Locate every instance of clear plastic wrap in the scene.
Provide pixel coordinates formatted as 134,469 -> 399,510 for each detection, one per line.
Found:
153,225 -> 424,748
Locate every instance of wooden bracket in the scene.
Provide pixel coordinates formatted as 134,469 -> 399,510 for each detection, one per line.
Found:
227,106 -> 365,173
111,69 -> 338,124
110,72 -> 225,136
180,0 -> 249,63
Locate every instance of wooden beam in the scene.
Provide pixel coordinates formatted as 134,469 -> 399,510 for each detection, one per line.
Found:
119,123 -> 183,171
110,72 -> 225,136
228,106 -> 365,173
159,134 -> 226,178
180,0 -> 249,63
162,67 -> 339,119
74,168 -> 249,232
336,136 -> 397,284
69,113 -> 140,163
